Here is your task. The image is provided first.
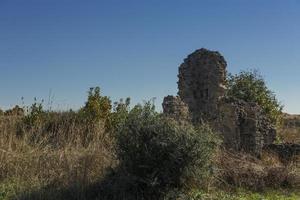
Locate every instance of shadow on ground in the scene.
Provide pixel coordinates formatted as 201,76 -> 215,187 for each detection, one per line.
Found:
17,168 -> 166,200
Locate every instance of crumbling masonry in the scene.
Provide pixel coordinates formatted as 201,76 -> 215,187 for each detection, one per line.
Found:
163,48 -> 276,155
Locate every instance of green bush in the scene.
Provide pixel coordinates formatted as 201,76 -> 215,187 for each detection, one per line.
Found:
23,99 -> 45,127
110,97 -> 131,129
80,87 -> 111,127
112,102 -> 219,199
226,70 -> 283,128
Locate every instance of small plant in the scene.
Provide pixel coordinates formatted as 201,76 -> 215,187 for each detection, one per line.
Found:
23,98 -> 45,127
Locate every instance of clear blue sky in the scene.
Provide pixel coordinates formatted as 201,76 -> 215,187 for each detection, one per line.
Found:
0,0 -> 299,113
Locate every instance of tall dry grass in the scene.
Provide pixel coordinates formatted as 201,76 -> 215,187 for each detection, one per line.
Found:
0,114 -> 116,199
214,149 -> 300,191
0,111 -> 299,199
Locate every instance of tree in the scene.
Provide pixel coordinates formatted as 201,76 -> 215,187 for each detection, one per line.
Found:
226,70 -> 283,127
81,87 -> 112,125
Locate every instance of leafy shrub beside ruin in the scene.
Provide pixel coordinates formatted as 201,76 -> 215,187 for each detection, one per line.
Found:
106,102 -> 219,199
226,70 -> 283,128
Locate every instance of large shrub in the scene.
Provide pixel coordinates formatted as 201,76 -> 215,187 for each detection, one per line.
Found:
111,102 -> 219,199
226,70 -> 283,128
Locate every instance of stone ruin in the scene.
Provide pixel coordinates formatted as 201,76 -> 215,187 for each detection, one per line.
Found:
162,95 -> 190,122
177,49 -> 227,123
163,48 -> 276,156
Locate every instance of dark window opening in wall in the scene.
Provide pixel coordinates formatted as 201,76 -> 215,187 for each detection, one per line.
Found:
200,91 -> 204,98
193,91 -> 198,98
205,89 -> 209,100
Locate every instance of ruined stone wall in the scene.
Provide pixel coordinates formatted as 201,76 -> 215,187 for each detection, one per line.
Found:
162,95 -> 190,122
178,48 -> 227,123
216,98 -> 265,155
237,101 -> 264,155
163,48 -> 277,156
215,100 -> 240,150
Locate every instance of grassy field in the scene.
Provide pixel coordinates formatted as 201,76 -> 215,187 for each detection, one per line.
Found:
0,102 -> 299,199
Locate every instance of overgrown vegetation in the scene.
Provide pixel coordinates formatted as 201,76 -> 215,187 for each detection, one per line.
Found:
215,150 -> 299,191
0,88 -> 220,200
99,102 -> 219,199
226,70 -> 283,128
0,84 -> 298,200
278,114 -> 300,143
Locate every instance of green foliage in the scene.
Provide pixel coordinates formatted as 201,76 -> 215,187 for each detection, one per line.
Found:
0,180 -> 17,200
110,97 -> 131,129
226,70 -> 283,127
23,99 -> 45,127
113,102 -> 219,198
0,178 -> 29,200
81,87 -> 112,126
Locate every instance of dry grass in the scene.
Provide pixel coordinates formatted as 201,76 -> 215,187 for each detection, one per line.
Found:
215,149 -> 300,191
0,113 -> 299,199
278,113 -> 300,143
0,115 -> 116,199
